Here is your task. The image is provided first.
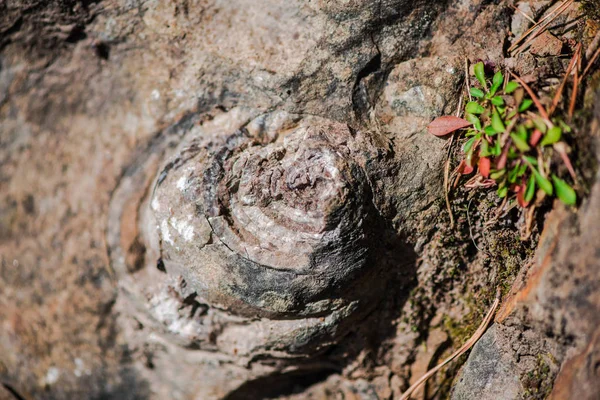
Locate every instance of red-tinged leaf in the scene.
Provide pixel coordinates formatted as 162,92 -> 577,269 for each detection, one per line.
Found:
457,159 -> 474,175
427,116 -> 472,137
517,183 -> 529,207
478,157 -> 491,178
530,129 -> 542,146
511,183 -> 522,193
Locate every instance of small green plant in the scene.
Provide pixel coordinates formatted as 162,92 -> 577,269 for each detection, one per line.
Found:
428,62 -> 577,208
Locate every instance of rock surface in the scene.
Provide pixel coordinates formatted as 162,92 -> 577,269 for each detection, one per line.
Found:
0,0 -> 599,399
451,325 -> 523,400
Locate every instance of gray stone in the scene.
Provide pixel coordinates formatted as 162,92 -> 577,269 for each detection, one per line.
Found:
452,325 -> 523,400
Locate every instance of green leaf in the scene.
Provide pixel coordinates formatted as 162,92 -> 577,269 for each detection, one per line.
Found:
511,132 -> 531,151
497,186 -> 508,198
508,165 -> 519,183
474,62 -> 487,90
466,101 -> 486,114
517,163 -> 528,177
558,119 -> 572,133
493,70 -> 504,87
552,175 -> 576,205
463,136 -> 476,154
490,169 -> 506,180
519,98 -> 534,112
532,168 -> 553,195
493,138 -> 502,156
504,81 -> 519,94
484,125 -> 497,136
540,126 -> 562,146
491,111 -> 506,133
466,113 -> 482,131
532,117 -> 547,133
525,175 -> 535,203
491,96 -> 504,106
523,155 -> 538,166
489,71 -> 504,96
470,87 -> 485,98
480,140 -> 490,157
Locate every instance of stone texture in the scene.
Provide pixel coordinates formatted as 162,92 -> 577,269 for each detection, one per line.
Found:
451,325 -> 523,400
0,0 -> 599,399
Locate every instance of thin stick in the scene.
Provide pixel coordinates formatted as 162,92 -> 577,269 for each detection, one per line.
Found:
582,45 -> 600,79
508,0 -> 573,52
549,43 -> 580,116
568,46 -> 581,122
399,293 -> 501,400
510,4 -> 536,24
585,30 -> 600,61
512,0 -> 574,55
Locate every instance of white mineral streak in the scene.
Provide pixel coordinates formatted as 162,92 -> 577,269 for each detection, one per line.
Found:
45,367 -> 60,385
161,219 -> 173,245
151,197 -> 161,211
171,217 -> 195,242
176,175 -> 187,191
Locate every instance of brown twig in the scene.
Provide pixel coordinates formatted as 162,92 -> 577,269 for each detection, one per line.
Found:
549,43 -> 580,116
399,292 -> 501,400
568,45 -> 581,122
521,204 -> 537,240
582,45 -> 600,79
510,4 -> 536,24
585,30 -> 600,61
554,142 -> 577,181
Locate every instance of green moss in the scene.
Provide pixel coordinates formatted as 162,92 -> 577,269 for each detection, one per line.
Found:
522,355 -> 554,399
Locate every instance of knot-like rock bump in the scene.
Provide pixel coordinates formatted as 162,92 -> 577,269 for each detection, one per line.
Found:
117,109 -> 389,357
203,123 -> 370,273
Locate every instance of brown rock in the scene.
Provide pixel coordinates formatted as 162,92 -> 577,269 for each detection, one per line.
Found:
529,31 -> 564,57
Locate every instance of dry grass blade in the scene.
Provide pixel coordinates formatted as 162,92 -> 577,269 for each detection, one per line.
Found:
508,0 -> 573,53
549,43 -> 580,116
585,30 -> 600,61
582,45 -> 600,79
399,293 -> 501,400
509,71 -> 551,122
512,0 -> 574,56
568,45 -> 581,122
510,4 -> 536,24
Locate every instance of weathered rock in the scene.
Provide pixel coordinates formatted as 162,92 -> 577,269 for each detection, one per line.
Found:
1,0 -> 599,399
109,108 -> 392,362
451,325 -> 523,400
